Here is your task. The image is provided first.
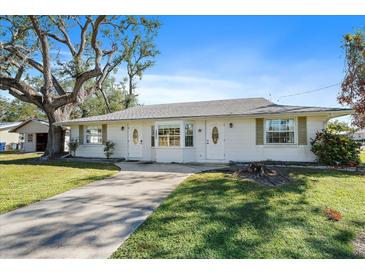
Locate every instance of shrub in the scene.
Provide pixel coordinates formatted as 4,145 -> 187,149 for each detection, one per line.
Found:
311,129 -> 361,166
68,139 -> 79,156
104,140 -> 115,159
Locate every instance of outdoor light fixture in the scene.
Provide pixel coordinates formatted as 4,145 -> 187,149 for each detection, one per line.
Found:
198,128 -> 202,132
229,123 -> 233,128
121,126 -> 125,131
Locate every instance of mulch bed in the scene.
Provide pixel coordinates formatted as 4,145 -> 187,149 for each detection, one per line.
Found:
232,165 -> 293,186
207,163 -> 294,187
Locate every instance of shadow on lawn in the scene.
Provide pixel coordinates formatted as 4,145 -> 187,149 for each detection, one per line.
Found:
0,156 -> 119,171
116,170 -> 362,259
0,171 -> 176,258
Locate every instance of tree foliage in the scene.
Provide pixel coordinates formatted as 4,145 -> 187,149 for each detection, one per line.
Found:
0,95 -> 45,122
326,120 -> 352,133
0,16 -> 160,157
311,129 -> 361,166
340,30 -> 365,128
72,76 -> 139,118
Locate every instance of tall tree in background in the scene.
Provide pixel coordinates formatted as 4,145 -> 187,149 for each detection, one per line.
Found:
72,76 -> 138,118
340,30 -> 365,128
0,96 -> 8,119
0,16 -> 159,158
326,120 -> 352,133
0,95 -> 45,122
123,33 -> 158,108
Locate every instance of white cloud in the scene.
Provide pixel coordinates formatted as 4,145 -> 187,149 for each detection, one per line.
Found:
134,58 -> 344,108
136,74 -> 257,105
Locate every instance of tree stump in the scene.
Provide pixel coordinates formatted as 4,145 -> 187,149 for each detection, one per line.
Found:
233,163 -> 291,186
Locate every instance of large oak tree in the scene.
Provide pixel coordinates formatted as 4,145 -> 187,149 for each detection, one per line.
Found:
0,16 -> 159,158
340,30 -> 365,128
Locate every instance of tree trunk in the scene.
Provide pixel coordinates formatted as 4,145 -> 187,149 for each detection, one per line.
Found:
45,122 -> 65,158
43,107 -> 71,159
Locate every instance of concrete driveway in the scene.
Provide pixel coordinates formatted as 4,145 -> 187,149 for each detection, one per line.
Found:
0,162 -> 219,258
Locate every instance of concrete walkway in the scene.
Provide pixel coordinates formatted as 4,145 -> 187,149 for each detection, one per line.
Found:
0,162 -> 218,258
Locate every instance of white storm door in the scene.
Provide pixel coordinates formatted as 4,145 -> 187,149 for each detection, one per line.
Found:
128,126 -> 142,158
206,122 -> 225,160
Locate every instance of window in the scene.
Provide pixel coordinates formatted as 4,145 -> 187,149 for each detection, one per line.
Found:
212,126 -> 219,144
185,123 -> 194,147
132,129 -> 139,144
85,126 -> 102,144
158,125 -> 180,147
27,134 -> 33,143
151,126 -> 155,147
265,119 -> 295,144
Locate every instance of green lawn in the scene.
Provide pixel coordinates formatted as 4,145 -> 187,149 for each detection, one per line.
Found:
0,153 -> 119,213
112,169 -> 365,259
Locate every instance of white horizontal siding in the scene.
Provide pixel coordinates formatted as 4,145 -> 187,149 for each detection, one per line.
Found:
0,130 -> 20,145
68,115 -> 327,162
200,116 -> 326,163
107,123 -> 128,159
23,134 -> 35,152
14,121 -> 48,134
155,148 -> 184,163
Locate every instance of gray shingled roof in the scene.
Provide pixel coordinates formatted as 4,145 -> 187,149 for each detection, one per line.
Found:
0,121 -> 22,130
59,97 -> 352,124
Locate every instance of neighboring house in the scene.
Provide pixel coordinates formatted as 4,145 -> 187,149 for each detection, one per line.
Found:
352,129 -> 365,141
57,98 -> 352,163
10,119 -> 49,152
0,122 -> 22,151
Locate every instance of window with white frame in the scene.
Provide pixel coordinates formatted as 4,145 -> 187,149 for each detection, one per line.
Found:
265,119 -> 295,144
27,134 -> 33,143
185,123 -> 194,147
158,125 -> 180,147
85,126 -> 102,144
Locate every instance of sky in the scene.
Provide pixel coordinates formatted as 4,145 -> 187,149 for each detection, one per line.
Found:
3,16 -> 365,122
131,16 -> 364,122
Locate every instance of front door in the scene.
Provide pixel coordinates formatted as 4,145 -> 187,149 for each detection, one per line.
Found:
128,126 -> 142,158
206,122 -> 225,160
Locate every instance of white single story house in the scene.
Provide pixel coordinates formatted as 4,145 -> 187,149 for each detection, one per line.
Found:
10,119 -> 49,152
57,98 -> 352,163
0,122 -> 22,151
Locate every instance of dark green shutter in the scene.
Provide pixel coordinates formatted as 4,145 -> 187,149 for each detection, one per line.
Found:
79,125 -> 84,144
102,124 -> 107,144
298,117 -> 307,145
256,118 -> 264,145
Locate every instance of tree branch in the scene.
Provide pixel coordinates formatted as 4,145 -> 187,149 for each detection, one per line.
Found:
91,16 -> 106,70
53,16 -> 77,56
29,16 -> 52,95
0,76 -> 43,108
4,45 -> 66,95
77,17 -> 91,58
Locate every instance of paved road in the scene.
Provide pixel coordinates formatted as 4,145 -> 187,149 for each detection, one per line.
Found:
0,162 -> 218,258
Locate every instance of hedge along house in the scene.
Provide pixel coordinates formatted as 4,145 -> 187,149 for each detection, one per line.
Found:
10,119 -> 49,152
57,98 -> 352,163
